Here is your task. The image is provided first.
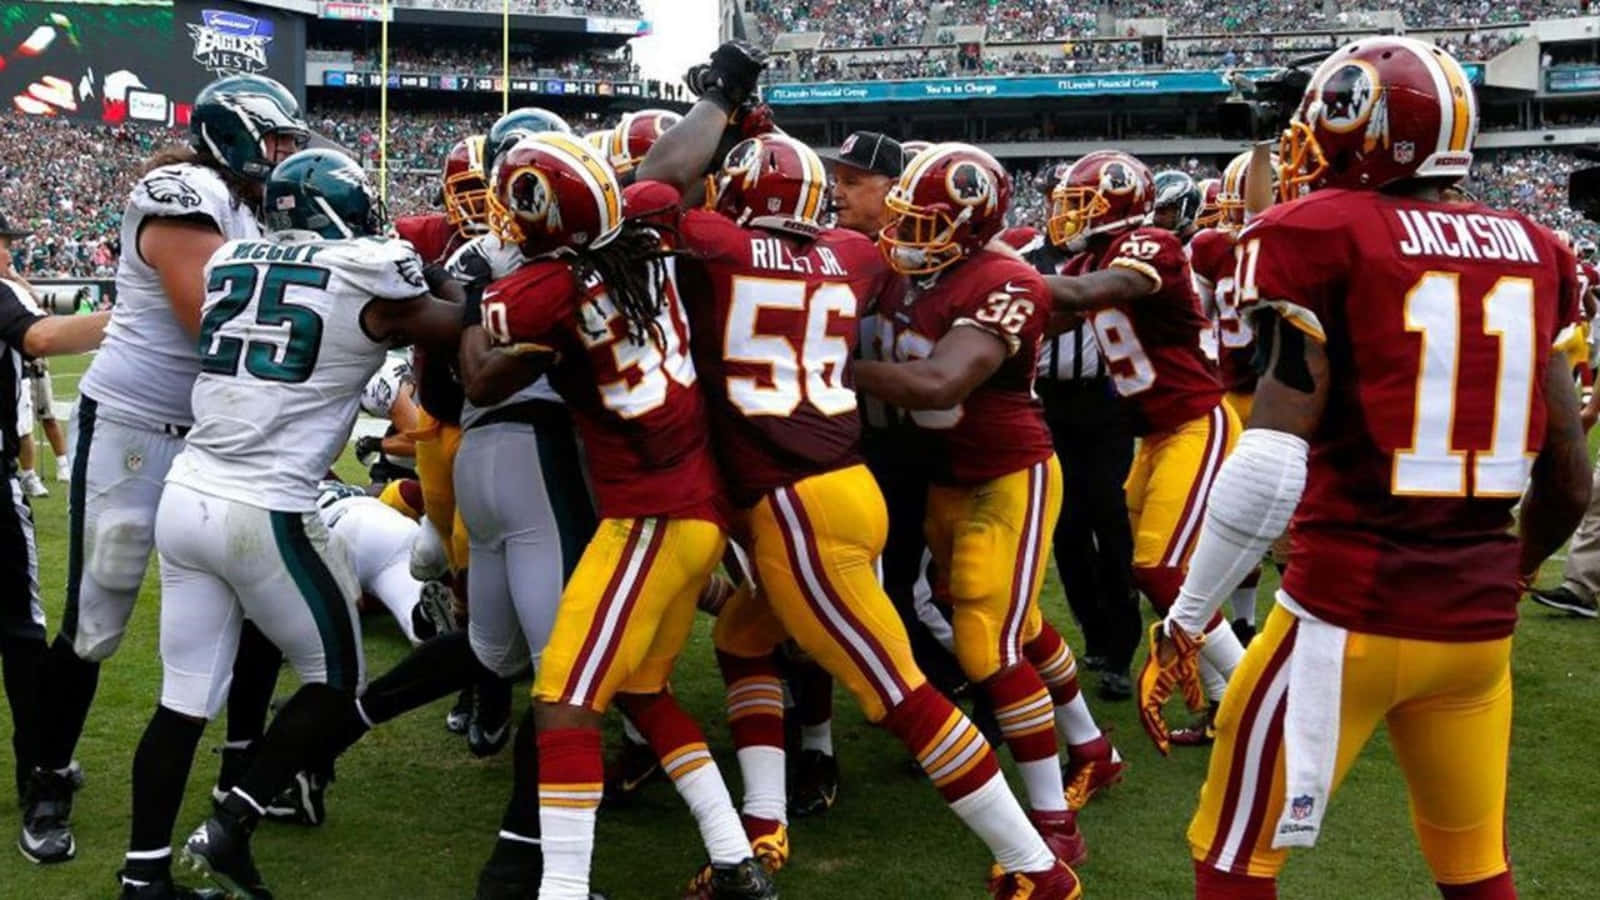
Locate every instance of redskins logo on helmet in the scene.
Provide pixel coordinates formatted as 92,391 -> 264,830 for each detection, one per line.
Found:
1279,37 -> 1476,200
486,132 -> 621,257
946,160 -> 996,210
880,142 -> 1011,276
1047,150 -> 1154,248
706,133 -> 828,236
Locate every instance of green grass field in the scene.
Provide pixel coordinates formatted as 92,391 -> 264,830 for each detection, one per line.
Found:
1,352 -> 1597,899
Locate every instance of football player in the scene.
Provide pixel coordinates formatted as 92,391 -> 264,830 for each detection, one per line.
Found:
316,480 -> 453,646
606,108 -> 683,185
1150,37 -> 1589,898
120,148 -> 464,899
465,131 -> 776,900
846,139 -> 1093,894
1194,177 -> 1223,229
1044,151 -> 1250,751
1150,170 -> 1203,241
357,355 -> 422,488
25,74 -> 308,867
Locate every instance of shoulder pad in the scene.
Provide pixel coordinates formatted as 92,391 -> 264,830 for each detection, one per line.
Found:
324,237 -> 429,301
445,234 -> 525,285
131,164 -> 233,227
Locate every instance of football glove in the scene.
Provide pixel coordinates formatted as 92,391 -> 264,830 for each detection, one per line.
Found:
1137,620 -> 1207,757
354,435 -> 383,467
684,40 -> 768,111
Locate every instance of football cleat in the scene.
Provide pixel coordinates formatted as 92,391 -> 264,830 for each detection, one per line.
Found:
446,686 -> 474,735
1028,809 -> 1087,868
411,579 -> 457,642
1169,702 -> 1220,748
181,816 -> 271,900
262,768 -> 330,826
20,469 -> 48,498
684,857 -> 780,900
988,860 -> 1083,900
468,681 -> 512,758
742,815 -> 790,873
65,759 -> 86,792
1063,736 -> 1126,810
1529,586 -> 1600,619
18,767 -> 76,864
788,749 -> 839,818
602,735 -> 663,807
475,859 -> 540,900
118,870 -> 226,899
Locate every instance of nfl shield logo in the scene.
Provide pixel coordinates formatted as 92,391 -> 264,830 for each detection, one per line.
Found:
1393,141 -> 1415,165
1290,794 -> 1314,821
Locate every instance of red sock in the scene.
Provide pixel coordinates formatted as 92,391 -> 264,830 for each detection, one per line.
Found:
882,684 -> 999,804
716,651 -> 785,752
985,663 -> 1058,765
1438,872 -> 1516,899
397,478 -> 424,515
1023,621 -> 1081,706
791,659 -> 833,729
1194,859 -> 1277,899
537,726 -> 603,808
616,691 -> 714,782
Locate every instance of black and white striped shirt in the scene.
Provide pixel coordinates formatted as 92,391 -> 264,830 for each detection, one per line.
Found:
1025,244 -> 1106,382
0,280 -> 45,467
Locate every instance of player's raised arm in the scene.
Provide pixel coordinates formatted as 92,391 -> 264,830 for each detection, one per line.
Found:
1519,351 -> 1591,579
635,41 -> 767,193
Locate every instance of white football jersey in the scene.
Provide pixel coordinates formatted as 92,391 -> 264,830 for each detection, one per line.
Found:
80,164 -> 261,427
168,235 -> 427,511
360,352 -> 413,419
445,232 -> 560,426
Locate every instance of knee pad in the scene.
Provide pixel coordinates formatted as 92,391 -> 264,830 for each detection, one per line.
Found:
87,507 -> 155,594
951,608 -> 1002,684
409,518 -> 450,582
469,620 -> 531,680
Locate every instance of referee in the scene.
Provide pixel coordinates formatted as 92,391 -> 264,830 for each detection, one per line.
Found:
0,251 -> 108,821
1025,236 -> 1140,700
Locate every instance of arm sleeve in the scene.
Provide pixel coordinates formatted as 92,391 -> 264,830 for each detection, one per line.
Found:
0,282 -> 43,356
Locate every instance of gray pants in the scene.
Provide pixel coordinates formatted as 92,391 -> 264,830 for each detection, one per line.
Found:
1560,459 -> 1600,600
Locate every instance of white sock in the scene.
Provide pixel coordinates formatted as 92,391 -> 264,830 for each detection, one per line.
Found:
949,772 -> 1056,874
735,745 -> 787,823
55,454 -> 68,472
800,721 -> 833,755
672,762 -> 751,865
1199,657 -> 1230,703
1231,582 -> 1258,625
1017,758 -> 1068,813
1202,620 -> 1246,685
1056,694 -> 1103,747
537,805 -> 596,900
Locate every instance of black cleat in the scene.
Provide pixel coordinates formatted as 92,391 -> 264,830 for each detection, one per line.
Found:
181,816 -> 271,900
788,749 -> 838,817
18,767 -> 75,864
1530,586 -> 1599,619
475,858 -> 540,900
1231,617 -> 1258,646
686,858 -> 780,899
262,769 -> 331,826
411,580 -> 456,642
602,736 -> 662,807
468,683 -> 512,758
446,686 -> 474,735
118,870 -> 226,899
1097,670 -> 1133,702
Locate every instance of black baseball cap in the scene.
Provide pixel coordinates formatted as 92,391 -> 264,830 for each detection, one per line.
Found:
0,212 -> 30,239
822,131 -> 903,180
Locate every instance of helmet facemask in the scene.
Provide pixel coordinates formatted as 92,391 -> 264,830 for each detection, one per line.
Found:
879,187 -> 970,276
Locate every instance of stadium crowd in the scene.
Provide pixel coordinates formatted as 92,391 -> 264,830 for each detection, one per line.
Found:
3,110 -> 1596,278
386,0 -> 642,15
322,45 -> 640,81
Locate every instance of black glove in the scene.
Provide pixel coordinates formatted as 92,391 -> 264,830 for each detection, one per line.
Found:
354,435 -> 383,463
422,262 -> 456,297
684,40 -> 767,112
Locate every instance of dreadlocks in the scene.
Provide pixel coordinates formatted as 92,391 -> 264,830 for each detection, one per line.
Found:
569,221 -> 679,349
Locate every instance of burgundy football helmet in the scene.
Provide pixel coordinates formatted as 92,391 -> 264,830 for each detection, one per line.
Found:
486,132 -> 623,257
879,142 -> 1011,276
706,132 -> 829,235
1048,150 -> 1153,248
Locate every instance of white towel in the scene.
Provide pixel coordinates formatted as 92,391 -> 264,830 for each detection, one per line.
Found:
1272,594 -> 1347,849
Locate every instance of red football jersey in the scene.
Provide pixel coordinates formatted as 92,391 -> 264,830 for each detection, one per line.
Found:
1188,227 -> 1255,394
1067,226 -> 1222,434
480,257 -> 725,525
871,246 -> 1055,485
394,212 -> 468,423
1238,188 -> 1576,641
673,203 -> 891,507
1578,261 -> 1599,316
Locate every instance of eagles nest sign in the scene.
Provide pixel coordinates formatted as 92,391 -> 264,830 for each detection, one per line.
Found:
188,8 -> 275,77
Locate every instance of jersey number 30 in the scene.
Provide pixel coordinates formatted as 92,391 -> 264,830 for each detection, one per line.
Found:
200,262 -> 328,384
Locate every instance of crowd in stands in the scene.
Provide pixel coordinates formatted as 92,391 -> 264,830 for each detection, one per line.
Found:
752,0 -> 1591,48
3,107 -> 1596,278
387,0 -> 642,16
326,45 -> 640,81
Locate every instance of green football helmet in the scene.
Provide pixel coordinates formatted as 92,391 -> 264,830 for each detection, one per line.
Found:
190,74 -> 308,181
263,148 -> 384,239
485,107 -> 572,173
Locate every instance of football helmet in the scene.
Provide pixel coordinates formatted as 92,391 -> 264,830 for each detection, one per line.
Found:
879,142 -> 1010,276
584,129 -> 612,151
485,107 -> 572,174
1048,150 -> 1153,248
486,132 -> 623,258
900,139 -> 934,167
190,74 -> 308,181
1151,170 -> 1201,232
1195,177 -> 1223,228
1577,236 -> 1597,262
1217,150 -> 1279,231
706,132 -> 829,237
263,148 -> 385,240
441,135 -> 490,237
608,109 -> 683,177
1279,36 -> 1477,200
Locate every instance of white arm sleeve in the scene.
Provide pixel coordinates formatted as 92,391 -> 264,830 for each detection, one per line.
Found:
1167,428 -> 1308,637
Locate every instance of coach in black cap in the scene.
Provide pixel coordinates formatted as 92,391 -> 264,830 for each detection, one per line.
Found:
822,130 -> 901,237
